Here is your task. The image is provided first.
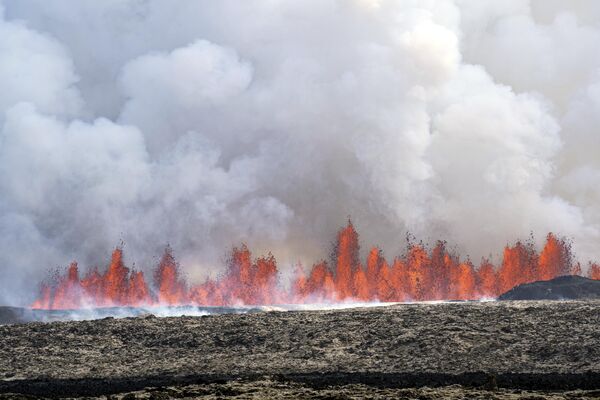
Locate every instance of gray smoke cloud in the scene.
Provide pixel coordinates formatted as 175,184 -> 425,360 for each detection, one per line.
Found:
1,0 -> 599,305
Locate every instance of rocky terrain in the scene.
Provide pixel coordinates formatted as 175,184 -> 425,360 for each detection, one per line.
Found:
499,275 -> 600,300
1,301 -> 600,399
1,380 -> 594,399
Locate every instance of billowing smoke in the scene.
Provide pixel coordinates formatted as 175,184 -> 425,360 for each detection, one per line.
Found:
1,0 -> 599,305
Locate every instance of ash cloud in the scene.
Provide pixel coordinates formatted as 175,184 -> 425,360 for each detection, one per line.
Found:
0,0 -> 599,305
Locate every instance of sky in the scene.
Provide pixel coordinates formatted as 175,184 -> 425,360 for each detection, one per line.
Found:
0,0 -> 599,305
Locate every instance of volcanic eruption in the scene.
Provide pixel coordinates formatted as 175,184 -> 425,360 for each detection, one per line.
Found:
1,1 -> 600,312
31,221 -> 598,310
4,3 -> 600,399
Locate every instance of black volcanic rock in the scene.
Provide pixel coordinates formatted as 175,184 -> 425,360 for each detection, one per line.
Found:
498,275 -> 600,300
2,301 -> 600,398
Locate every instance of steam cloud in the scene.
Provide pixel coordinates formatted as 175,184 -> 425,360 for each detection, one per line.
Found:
1,0 -> 599,305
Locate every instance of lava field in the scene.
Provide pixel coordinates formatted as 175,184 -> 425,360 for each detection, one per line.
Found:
1,301 -> 600,399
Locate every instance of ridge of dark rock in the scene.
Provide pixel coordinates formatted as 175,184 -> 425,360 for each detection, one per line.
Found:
498,275 -> 600,300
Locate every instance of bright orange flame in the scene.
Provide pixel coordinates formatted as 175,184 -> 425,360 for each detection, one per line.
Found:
477,259 -> 497,298
334,221 -> 360,300
154,246 -> 187,305
538,233 -> 573,280
31,221 -> 599,309
589,263 -> 600,280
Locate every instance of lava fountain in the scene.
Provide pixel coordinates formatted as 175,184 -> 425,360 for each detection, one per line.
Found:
32,221 -> 599,309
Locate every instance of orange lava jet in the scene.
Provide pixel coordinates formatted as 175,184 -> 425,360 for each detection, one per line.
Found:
32,222 -> 599,309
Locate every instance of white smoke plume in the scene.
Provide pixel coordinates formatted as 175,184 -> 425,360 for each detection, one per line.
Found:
0,0 -> 599,305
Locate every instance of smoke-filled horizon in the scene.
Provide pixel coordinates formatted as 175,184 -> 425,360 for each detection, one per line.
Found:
1,0 -> 599,305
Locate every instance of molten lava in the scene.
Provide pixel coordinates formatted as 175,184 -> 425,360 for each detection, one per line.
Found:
32,221 -> 599,309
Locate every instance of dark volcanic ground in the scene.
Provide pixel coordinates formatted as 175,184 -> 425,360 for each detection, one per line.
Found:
1,301 -> 600,399
499,275 -> 600,300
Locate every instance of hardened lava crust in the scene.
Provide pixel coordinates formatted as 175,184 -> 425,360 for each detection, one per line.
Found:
1,301 -> 600,399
